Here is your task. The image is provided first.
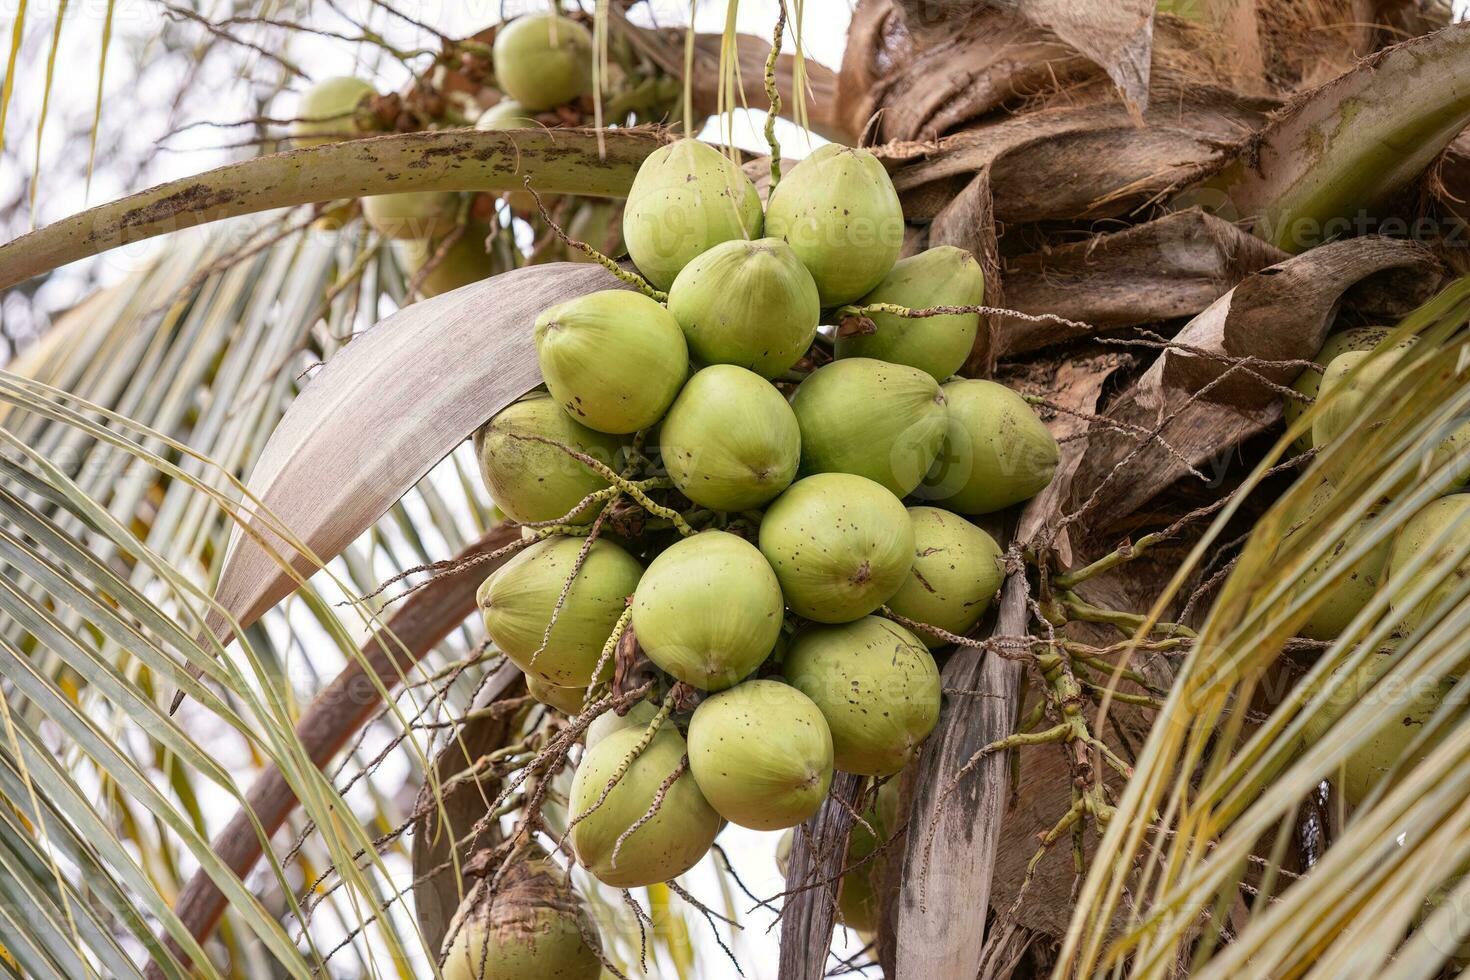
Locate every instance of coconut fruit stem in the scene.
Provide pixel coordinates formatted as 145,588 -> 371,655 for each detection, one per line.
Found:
504,433 -> 694,534
610,754 -> 689,867
524,178 -> 666,300
763,5 -> 785,185
583,605 -> 634,707
564,696 -> 675,838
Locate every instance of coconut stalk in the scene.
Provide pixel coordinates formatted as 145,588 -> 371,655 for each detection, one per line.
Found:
0,129 -> 665,291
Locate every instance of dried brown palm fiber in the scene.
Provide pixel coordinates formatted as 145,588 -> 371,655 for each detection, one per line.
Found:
879,91 -> 1273,223
837,0 -> 1097,144
997,209 -> 1289,356
1064,237 -> 1442,534
930,168 -> 1004,376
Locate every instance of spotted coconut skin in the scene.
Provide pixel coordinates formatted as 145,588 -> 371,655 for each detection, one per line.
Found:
441,852 -> 602,980
657,364 -> 801,511
631,530 -> 785,690
763,143 -> 904,306
569,725 -> 721,888
759,473 -> 915,624
473,391 -> 622,524
918,378 -> 1059,514
782,617 -> 940,777
1278,479 -> 1392,641
835,246 -> 985,382
666,237 -> 820,378
622,138 -> 764,290
886,506 -> 1004,647
687,679 -> 834,830
534,289 -> 689,434
790,357 -> 948,497
479,537 -> 642,687
1387,494 -> 1470,636
492,14 -> 593,111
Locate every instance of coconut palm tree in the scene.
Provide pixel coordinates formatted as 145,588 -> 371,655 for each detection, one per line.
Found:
2,1 -> 1470,978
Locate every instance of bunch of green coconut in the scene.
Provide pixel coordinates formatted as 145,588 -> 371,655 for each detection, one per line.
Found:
1282,327 -> 1470,806
289,13 -> 627,298
458,130 -> 1059,967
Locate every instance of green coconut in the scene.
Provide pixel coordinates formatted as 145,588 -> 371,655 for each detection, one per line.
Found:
665,238 -> 820,378
526,673 -> 589,716
657,365 -> 800,511
1279,479 -> 1392,641
569,724 -> 722,888
395,224 -> 496,298
783,617 -> 940,776
1285,326 -> 1391,450
790,358 -> 949,497
534,290 -> 689,434
492,14 -> 593,111
1387,494 -> 1470,635
1301,651 -> 1453,806
290,76 -> 374,146
565,200 -> 624,262
886,506 -> 1004,646
630,530 -> 785,690
834,246 -> 985,381
478,537 -> 642,687
473,392 -> 622,524
763,144 -> 904,306
1314,344 -> 1470,490
586,700 -> 660,745
362,191 -> 462,240
918,379 -> 1059,514
622,138 -> 764,290
759,474 -> 915,623
441,850 -> 602,980
687,679 -> 834,830
476,100 -> 543,214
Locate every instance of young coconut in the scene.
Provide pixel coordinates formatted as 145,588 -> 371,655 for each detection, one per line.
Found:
1300,650 -> 1454,806
630,530 -> 785,690
492,13 -> 593,111
290,76 -> 374,146
585,700 -> 660,744
759,474 -> 915,623
569,722 -> 722,888
1386,494 -> 1470,637
395,223 -> 496,298
763,144 -> 904,306
783,617 -> 940,776
362,191 -> 463,240
686,679 -> 834,830
622,138 -> 764,290
1314,344 -> 1470,490
441,848 -> 603,980
473,392 -> 622,524
1280,479 -> 1392,641
1286,326 -> 1391,450
478,537 -> 642,687
835,246 -> 985,381
526,673 -> 588,716
790,358 -> 948,497
918,379 -> 1059,514
887,507 -> 1004,647
534,290 -> 689,434
656,365 -> 800,511
665,238 -> 820,378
